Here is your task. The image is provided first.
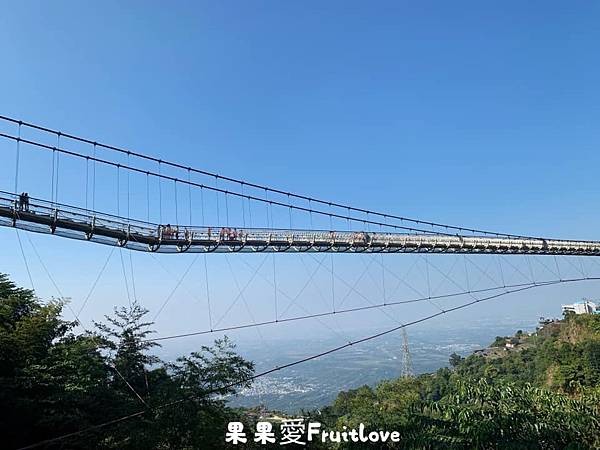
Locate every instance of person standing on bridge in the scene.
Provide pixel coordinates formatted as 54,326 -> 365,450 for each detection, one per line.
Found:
18,192 -> 25,211
18,192 -> 30,212
164,224 -> 173,239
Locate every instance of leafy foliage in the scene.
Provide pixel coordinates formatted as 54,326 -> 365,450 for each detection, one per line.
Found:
319,313 -> 600,449
0,273 -> 254,449
3,271 -> 600,449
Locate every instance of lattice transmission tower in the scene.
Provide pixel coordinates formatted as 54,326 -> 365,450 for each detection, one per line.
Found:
401,328 -> 414,378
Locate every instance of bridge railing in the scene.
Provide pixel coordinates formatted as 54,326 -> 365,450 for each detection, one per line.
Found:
2,190 -> 600,255
0,191 -> 420,244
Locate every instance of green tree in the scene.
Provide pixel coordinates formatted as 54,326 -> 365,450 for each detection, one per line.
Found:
91,304 -> 256,449
0,273 -> 255,450
449,353 -> 463,368
0,273 -> 111,449
320,314 -> 600,449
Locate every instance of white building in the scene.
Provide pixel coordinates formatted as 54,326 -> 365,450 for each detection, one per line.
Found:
561,300 -> 598,315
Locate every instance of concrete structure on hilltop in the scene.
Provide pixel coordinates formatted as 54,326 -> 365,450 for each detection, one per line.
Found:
561,300 -> 599,315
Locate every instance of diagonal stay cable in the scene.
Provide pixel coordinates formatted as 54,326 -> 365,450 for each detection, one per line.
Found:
383,257 -> 422,300
213,255 -> 269,328
24,232 -> 81,323
308,253 -> 384,310
23,234 -> 147,408
350,256 -> 413,326
278,254 -> 328,319
78,247 -> 116,315
18,277 -> 599,450
238,257 -> 352,342
563,255 -> 587,278
337,258 -> 377,308
152,254 -> 200,322
119,249 -> 133,309
282,255 -> 350,342
224,255 -> 273,352
430,257 -> 459,296
499,254 -> 534,284
425,255 -> 489,304
298,255 -> 330,307
143,276 -> 597,343
128,233 -> 216,328
283,292 -> 352,342
370,255 -> 427,300
296,255 -> 353,340
15,228 -> 35,292
136,247 -> 205,308
420,255 -> 447,312
361,256 -> 385,298
532,256 -> 560,280
464,255 -> 500,289
129,251 -> 138,303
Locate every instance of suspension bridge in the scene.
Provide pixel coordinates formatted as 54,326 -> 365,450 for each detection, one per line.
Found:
3,191 -> 600,255
2,113 -> 600,339
1,115 -> 600,256
3,115 -> 600,449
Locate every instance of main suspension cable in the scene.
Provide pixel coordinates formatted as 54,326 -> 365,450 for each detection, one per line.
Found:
0,115 -> 537,239
0,132 -> 454,236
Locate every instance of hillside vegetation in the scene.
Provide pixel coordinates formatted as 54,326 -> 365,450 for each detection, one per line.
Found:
313,313 -> 600,449
2,270 -> 600,449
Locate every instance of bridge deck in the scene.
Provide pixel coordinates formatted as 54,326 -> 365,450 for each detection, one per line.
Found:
1,192 -> 599,255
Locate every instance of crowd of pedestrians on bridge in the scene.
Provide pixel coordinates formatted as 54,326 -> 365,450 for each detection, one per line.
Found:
156,224 -> 372,244
160,224 -> 194,240
159,224 -> 246,241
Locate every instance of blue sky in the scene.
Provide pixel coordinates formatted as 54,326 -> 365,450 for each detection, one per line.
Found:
1,2 -> 600,351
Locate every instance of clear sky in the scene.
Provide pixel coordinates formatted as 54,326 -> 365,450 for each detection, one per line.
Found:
1,2 -> 599,353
